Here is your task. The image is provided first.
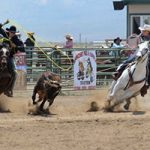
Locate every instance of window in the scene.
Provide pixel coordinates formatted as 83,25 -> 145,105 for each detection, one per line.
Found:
130,15 -> 150,35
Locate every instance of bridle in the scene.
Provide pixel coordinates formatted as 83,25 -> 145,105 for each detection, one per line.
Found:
0,46 -> 10,73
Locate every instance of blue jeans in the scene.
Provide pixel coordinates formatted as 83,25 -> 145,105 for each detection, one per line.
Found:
118,55 -> 136,72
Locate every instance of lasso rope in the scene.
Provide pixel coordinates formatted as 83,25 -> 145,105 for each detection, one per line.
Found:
0,37 -> 10,43
8,19 -> 72,71
1,19 -> 123,74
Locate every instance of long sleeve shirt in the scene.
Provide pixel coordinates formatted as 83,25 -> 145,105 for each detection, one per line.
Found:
64,40 -> 73,48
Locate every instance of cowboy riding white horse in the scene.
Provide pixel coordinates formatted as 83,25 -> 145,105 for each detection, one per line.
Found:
105,41 -> 150,112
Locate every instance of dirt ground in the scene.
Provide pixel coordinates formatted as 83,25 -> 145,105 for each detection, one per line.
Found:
0,89 -> 150,150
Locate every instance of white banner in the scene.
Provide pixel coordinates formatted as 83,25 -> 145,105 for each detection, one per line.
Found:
73,51 -> 97,90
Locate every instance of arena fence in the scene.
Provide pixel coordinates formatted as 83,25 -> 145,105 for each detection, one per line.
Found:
23,46 -> 132,91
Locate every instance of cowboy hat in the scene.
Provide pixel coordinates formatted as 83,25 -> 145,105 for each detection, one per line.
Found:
65,34 -> 73,40
139,24 -> 150,32
6,25 -> 17,33
114,37 -> 122,42
27,32 -> 34,35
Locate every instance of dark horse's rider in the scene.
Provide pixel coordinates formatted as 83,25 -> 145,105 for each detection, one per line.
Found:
0,22 -> 24,97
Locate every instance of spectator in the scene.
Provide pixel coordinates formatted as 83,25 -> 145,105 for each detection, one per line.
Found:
24,32 -> 35,47
127,33 -> 140,50
15,32 -> 25,52
64,34 -> 74,56
64,34 -> 74,49
24,32 -> 35,70
63,34 -> 74,78
110,37 -> 125,57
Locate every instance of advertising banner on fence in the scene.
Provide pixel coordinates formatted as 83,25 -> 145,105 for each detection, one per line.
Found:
14,52 -> 27,90
73,50 -> 97,90
15,52 -> 27,71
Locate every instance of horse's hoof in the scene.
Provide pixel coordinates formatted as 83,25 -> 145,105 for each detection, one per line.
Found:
33,102 -> 37,105
43,109 -> 50,114
124,104 -> 129,110
4,91 -> 13,97
37,109 -> 44,115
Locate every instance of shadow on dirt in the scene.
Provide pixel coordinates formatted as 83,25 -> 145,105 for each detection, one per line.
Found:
132,111 -> 146,115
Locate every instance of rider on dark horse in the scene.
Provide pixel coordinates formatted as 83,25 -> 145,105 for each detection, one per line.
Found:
0,21 -> 24,97
113,24 -> 150,89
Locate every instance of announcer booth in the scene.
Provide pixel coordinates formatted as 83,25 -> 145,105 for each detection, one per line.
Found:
113,0 -> 150,37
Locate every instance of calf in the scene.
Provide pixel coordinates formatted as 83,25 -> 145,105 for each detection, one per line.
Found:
32,71 -> 61,113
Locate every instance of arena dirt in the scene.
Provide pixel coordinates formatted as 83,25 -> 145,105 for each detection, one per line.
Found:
0,89 -> 150,150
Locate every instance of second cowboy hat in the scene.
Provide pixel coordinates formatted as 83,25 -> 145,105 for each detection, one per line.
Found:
65,34 -> 73,40
114,37 -> 122,43
27,32 -> 34,36
139,24 -> 150,32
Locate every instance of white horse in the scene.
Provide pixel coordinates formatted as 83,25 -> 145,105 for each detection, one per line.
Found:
105,41 -> 150,112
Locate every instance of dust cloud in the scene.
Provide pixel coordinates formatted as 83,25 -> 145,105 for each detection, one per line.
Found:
0,89 -> 150,115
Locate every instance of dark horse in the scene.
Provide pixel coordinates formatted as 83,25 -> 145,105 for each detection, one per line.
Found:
0,44 -> 12,96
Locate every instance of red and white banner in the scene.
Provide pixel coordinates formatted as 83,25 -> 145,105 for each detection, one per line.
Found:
15,52 -> 27,71
73,51 -> 96,90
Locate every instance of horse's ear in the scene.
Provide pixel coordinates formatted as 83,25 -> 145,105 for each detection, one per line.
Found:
2,41 -> 10,49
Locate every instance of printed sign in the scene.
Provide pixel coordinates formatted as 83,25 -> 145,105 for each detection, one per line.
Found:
73,51 -> 97,90
15,52 -> 27,71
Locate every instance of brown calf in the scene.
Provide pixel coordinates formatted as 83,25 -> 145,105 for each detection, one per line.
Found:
32,71 -> 61,113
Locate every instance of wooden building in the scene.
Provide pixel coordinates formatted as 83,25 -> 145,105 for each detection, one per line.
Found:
113,0 -> 150,37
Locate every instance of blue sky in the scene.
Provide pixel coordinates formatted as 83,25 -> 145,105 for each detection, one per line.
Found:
1,0 -> 126,42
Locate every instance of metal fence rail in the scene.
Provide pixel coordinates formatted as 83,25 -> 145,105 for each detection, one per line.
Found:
25,47 -> 131,90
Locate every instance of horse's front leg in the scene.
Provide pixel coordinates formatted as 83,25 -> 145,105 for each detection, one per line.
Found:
105,81 -> 124,111
108,80 -> 117,94
32,87 -> 37,105
124,99 -> 131,110
104,99 -> 113,112
32,83 -> 45,105
39,97 -> 47,112
104,99 -> 123,112
44,98 -> 54,114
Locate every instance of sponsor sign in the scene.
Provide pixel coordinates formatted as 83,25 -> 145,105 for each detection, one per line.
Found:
15,52 -> 27,71
73,51 -> 96,90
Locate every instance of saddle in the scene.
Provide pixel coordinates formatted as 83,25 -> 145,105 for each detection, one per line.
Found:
112,62 -> 135,81
112,62 -> 149,97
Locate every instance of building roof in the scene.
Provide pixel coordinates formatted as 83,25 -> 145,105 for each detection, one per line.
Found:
123,0 -> 150,5
113,0 -> 150,10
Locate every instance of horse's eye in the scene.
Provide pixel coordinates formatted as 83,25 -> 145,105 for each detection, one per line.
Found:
6,51 -> 9,56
